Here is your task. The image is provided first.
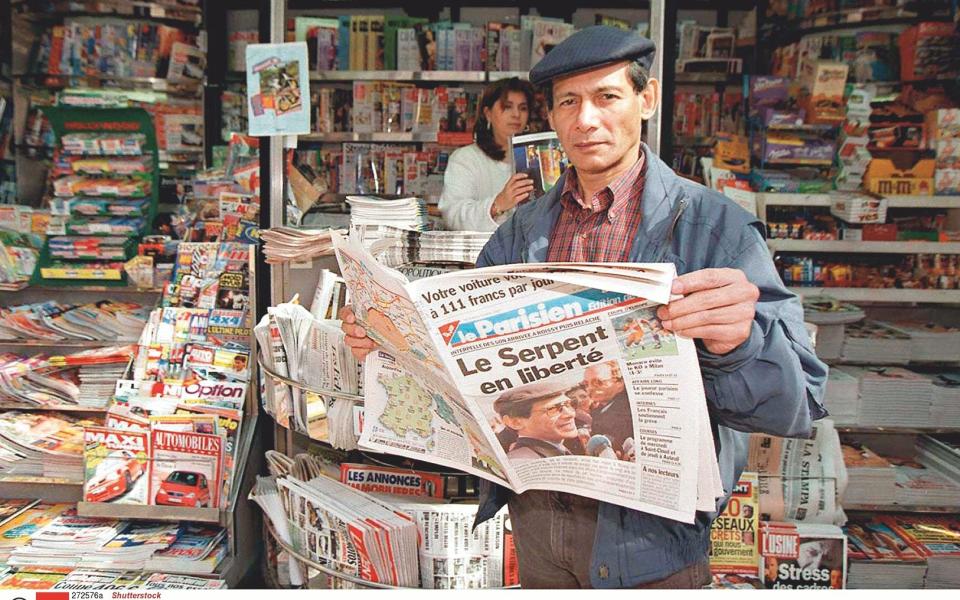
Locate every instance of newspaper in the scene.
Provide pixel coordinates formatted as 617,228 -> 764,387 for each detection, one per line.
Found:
333,233 -> 723,523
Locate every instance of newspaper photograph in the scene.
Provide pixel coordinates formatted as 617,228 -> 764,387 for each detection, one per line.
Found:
333,233 -> 723,524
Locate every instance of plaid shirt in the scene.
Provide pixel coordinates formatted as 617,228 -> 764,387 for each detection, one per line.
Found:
546,151 -> 647,262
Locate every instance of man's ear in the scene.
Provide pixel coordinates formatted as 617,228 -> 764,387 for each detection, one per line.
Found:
638,77 -> 661,120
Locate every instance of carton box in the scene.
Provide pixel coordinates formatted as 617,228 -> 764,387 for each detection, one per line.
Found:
800,60 -> 848,124
926,109 -> 960,143
935,169 -> 960,195
864,158 -> 935,196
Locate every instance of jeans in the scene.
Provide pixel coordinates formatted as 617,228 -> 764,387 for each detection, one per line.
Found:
508,490 -> 712,589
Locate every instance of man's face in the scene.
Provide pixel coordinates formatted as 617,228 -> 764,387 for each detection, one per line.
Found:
583,363 -> 625,408
567,388 -> 590,409
547,61 -> 660,182
506,395 -> 578,443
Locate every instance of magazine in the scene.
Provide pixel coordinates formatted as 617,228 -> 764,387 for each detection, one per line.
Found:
510,131 -> 569,199
83,427 -> 150,505
709,472 -> 760,577
759,522 -> 847,589
245,42 -> 311,136
148,429 -> 225,509
333,233 -> 723,524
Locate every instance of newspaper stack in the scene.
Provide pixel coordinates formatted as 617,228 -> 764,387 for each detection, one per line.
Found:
890,458 -> 960,507
346,196 -> 428,232
881,515 -> 960,588
395,502 -> 513,589
0,502 -> 69,562
801,296 -> 866,326
0,411 -> 94,480
822,367 -> 860,426
78,521 -> 181,571
841,320 -> 913,364
309,269 -> 347,321
917,435 -> 960,483
255,472 -> 421,587
259,226 -> 345,264
77,361 -> 129,408
840,443 -> 896,506
747,420 -> 847,525
254,302 -> 359,446
842,366 -> 934,427
887,321 -> 960,363
829,193 -> 887,224
844,515 -> 926,589
923,372 -> 960,425
368,227 -> 492,267
144,524 -> 228,575
332,232 -> 726,523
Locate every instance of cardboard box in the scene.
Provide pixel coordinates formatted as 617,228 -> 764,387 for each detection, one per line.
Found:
756,134 -> 835,165
864,158 -> 935,196
927,109 -> 960,143
800,60 -> 848,124
935,139 -> 960,170
862,223 -> 898,241
900,21 -> 960,81
713,133 -> 750,174
936,169 -> 960,195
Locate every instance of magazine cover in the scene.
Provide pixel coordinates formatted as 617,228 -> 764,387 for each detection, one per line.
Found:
83,426 -> 150,504
246,42 -> 311,136
709,472 -> 760,577
148,429 -> 225,509
340,463 -> 445,499
760,522 -> 847,589
510,131 -> 569,198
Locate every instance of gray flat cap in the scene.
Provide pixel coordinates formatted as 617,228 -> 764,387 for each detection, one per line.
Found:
494,381 -> 572,416
529,25 -> 657,86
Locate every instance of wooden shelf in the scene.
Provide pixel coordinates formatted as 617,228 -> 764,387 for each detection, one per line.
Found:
0,476 -> 82,502
9,284 -> 163,294
0,339 -> 131,348
787,287 -> 960,304
77,501 -> 222,524
759,193 -> 960,209
768,240 -> 960,254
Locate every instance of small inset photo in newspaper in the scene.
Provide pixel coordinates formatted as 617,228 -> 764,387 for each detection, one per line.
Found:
481,361 -> 636,465
610,305 -> 679,361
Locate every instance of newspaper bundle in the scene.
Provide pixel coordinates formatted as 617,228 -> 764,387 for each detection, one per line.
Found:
333,233 -> 724,523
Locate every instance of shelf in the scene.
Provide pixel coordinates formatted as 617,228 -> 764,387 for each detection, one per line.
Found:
845,503 -> 960,513
77,501 -> 221,524
0,476 -> 82,502
299,131 -> 438,143
759,193 -> 960,209
838,426 -> 960,434
488,71 -> 529,81
0,403 -> 107,412
767,240 -> 960,254
674,72 -> 742,84
311,70 -> 486,83
14,73 -> 202,95
10,284 -> 163,294
0,339 -> 132,348
674,135 -> 716,147
14,0 -> 203,26
787,287 -> 960,304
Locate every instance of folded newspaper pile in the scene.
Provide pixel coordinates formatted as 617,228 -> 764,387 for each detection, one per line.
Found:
886,321 -> 960,363
917,435 -> 960,482
840,443 -> 896,506
0,300 -> 149,342
259,227 -> 345,264
747,420 -> 847,525
332,231 -> 724,523
924,373 -> 960,424
346,196 -> 428,232
841,366 -> 934,427
367,227 -> 492,267
254,301 -> 360,448
822,367 -> 860,425
841,321 -> 912,364
801,297 -> 865,361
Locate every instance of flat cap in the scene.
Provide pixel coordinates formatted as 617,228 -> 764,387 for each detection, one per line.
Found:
494,381 -> 572,416
529,25 -> 656,87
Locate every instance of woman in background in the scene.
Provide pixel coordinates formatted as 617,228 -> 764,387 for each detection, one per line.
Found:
439,77 -> 536,232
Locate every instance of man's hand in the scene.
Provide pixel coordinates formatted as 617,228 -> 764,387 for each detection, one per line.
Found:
656,268 -> 759,356
339,306 -> 378,361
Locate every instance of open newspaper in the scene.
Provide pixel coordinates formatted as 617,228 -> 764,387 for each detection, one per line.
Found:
332,233 -> 723,524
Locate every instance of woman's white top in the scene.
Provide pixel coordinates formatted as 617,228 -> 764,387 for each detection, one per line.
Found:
439,143 -> 514,232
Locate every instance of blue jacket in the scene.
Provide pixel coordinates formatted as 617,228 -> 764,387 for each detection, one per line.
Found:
473,145 -> 828,588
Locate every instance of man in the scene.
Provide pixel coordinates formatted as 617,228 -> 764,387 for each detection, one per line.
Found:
582,361 -> 631,455
493,382 -> 579,461
341,25 -> 827,588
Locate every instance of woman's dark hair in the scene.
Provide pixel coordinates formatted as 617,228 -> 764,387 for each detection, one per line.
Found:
475,77 -> 536,161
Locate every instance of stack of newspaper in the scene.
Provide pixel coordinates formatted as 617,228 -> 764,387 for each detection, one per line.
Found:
840,443 -> 896,506
0,300 -> 149,342
368,227 -> 492,267
259,227 -> 345,264
747,420 -> 847,525
844,515 -> 926,589
890,457 -> 960,507
332,232 -> 725,524
7,512 -> 126,569
72,522 -> 182,571
254,301 -> 359,447
921,372 -> 960,425
887,321 -> 960,363
801,296 -> 864,361
77,361 -> 130,408
253,472 -> 420,587
917,435 -> 960,481
841,366 -> 934,427
346,196 -> 428,233
881,515 -> 960,588
0,502 -> 69,562
0,411 -> 95,480
822,367 -> 860,425
144,524 -> 228,575
841,321 -> 913,364
309,269 -> 348,321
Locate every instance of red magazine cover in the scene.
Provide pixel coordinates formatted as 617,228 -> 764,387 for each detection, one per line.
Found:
148,429 -> 224,509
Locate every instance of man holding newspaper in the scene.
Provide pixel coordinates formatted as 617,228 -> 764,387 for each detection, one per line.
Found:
340,26 -> 827,589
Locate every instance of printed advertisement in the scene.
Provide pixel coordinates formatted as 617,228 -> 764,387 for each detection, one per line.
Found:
246,42 -> 311,136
